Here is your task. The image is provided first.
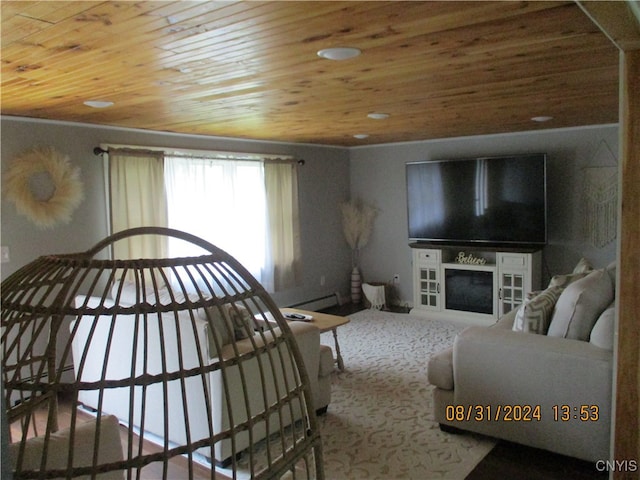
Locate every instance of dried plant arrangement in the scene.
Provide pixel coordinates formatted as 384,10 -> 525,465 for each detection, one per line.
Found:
340,199 -> 378,267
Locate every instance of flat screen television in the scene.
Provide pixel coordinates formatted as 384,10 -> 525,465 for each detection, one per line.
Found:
406,154 -> 547,246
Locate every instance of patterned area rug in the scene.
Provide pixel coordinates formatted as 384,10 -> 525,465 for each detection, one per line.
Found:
226,309 -> 496,479
316,309 -> 495,480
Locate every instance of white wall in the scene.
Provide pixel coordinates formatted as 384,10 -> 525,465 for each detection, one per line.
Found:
0,117 -> 352,307
349,125 -> 619,307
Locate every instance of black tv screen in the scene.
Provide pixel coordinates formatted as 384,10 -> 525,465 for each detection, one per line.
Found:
406,154 -> 547,246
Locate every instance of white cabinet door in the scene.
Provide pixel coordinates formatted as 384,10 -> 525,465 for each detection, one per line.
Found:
497,253 -> 530,316
413,249 -> 441,312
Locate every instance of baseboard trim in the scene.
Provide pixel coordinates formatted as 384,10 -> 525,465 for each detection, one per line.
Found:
288,294 -> 338,311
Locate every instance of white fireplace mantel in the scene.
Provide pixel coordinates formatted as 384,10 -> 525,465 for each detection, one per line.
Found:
410,244 -> 542,326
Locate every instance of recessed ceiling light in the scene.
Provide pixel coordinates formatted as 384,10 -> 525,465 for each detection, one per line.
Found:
367,112 -> 390,120
84,100 -> 114,108
353,134 -> 369,139
317,47 -> 361,61
531,116 -> 553,123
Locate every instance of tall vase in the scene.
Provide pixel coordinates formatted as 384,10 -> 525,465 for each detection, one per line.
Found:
351,266 -> 362,304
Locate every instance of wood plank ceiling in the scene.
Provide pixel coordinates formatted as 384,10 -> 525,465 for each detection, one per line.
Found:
0,1 -> 620,146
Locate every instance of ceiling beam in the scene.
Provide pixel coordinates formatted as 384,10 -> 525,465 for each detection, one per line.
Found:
615,48 -> 640,480
577,1 -> 640,476
576,0 -> 640,50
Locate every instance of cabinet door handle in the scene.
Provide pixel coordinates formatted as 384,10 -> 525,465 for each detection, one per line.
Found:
498,288 -> 502,299
437,283 -> 440,294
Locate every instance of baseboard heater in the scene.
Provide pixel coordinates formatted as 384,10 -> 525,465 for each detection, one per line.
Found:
11,364 -> 76,406
287,293 -> 340,312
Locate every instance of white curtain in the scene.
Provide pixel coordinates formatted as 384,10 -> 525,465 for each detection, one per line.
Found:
109,150 -> 301,292
164,156 -> 268,283
264,161 -> 301,291
109,150 -> 168,260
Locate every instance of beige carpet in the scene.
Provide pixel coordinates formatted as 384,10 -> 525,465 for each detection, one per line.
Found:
316,309 -> 495,480
229,309 -> 496,479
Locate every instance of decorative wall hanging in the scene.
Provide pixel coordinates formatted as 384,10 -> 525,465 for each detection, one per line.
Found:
4,146 -> 83,228
582,139 -> 618,248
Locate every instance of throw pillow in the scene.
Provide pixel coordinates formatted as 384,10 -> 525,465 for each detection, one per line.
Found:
201,303 -> 255,357
226,303 -> 254,340
547,269 -> 614,341
526,290 -> 542,300
572,257 -> 594,274
201,305 -> 234,350
590,303 -> 615,350
547,271 -> 590,289
513,286 -> 563,334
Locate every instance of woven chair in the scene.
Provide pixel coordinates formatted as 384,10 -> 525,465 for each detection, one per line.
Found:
1,227 -> 324,479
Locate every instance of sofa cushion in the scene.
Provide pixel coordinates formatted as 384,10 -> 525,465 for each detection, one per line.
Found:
111,280 -> 153,306
605,261 -> 616,290
9,415 -> 123,479
111,280 -> 198,306
427,347 -> 454,390
590,303 -> 615,350
318,345 -> 335,377
547,269 -> 614,341
513,286 -> 563,334
494,307 -> 518,330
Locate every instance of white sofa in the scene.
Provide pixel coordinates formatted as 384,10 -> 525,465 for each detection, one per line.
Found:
428,262 -> 615,462
71,295 -> 333,467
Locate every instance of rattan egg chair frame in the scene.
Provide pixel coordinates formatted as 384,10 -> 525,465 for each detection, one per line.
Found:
1,227 -> 324,479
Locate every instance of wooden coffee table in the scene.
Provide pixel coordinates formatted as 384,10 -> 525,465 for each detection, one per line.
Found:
280,308 -> 350,371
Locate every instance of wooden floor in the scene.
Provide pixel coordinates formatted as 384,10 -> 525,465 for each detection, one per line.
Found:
8,395 -> 222,479
465,441 -> 607,480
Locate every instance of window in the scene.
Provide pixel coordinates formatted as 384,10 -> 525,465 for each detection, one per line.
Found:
108,147 -> 301,292
164,156 -> 267,280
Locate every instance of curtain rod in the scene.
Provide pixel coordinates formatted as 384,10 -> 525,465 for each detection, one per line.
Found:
93,146 -> 305,165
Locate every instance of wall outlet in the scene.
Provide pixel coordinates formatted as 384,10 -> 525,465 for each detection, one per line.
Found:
393,273 -> 400,285
1,246 -> 9,263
